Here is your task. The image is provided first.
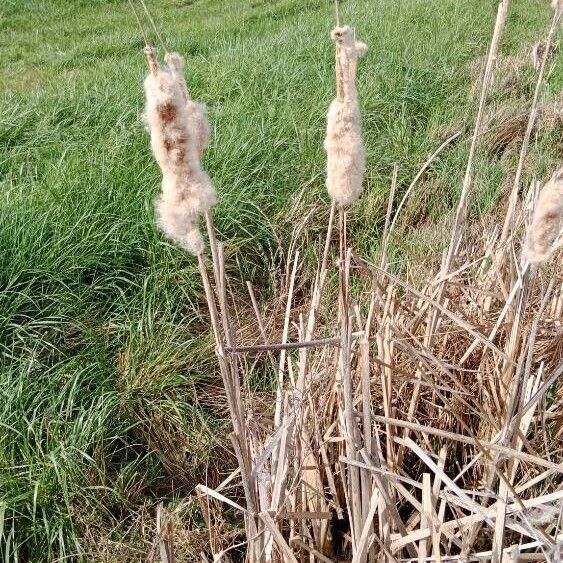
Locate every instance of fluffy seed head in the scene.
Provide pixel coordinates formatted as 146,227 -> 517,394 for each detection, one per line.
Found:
164,51 -> 189,102
330,25 -> 368,57
325,99 -> 366,207
186,100 -> 211,158
523,168 -> 563,264
162,53 -> 211,157
143,50 -> 216,255
325,26 -> 367,207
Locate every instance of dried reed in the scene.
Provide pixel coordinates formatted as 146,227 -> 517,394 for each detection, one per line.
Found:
186,3 -> 562,560
141,32 -> 265,558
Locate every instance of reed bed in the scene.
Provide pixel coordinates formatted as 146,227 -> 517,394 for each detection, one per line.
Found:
191,168 -> 563,562
136,2 -> 563,561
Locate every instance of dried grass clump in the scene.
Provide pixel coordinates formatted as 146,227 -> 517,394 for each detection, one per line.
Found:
524,167 -> 563,263
143,47 -> 216,255
192,163 -> 563,561
325,25 -> 367,207
485,99 -> 562,158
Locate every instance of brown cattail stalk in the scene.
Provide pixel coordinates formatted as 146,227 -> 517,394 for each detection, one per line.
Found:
142,44 -> 263,559
143,47 -> 216,255
325,21 -> 369,556
442,0 -> 510,276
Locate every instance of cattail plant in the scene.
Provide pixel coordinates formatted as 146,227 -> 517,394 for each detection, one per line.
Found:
143,47 -> 216,255
325,25 -> 368,207
325,22 -> 372,559
523,168 -> 563,263
143,44 -> 261,558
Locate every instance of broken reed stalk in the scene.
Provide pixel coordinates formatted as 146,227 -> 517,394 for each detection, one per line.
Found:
499,5 -> 562,247
224,331 -> 365,353
386,131 -> 461,242
380,164 -> 398,270
442,0 -> 510,276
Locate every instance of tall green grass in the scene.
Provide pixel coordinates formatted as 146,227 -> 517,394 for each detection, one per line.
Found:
0,0 -> 560,559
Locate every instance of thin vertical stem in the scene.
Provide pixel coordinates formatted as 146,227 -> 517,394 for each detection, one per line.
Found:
380,164 -> 398,271
338,208 -> 362,552
443,0 -> 510,276
499,6 -> 561,246
334,0 -> 341,26
128,0 -> 150,47
138,0 -> 168,53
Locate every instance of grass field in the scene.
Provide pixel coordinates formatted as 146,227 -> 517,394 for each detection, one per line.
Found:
0,0 -> 561,560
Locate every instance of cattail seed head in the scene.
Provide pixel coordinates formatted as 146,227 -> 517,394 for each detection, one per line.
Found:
162,52 -> 211,157
143,50 -> 216,255
523,168 -> 563,264
325,99 -> 366,207
325,26 -> 367,208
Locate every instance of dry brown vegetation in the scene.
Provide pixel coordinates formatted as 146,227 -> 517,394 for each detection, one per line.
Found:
188,171 -> 563,562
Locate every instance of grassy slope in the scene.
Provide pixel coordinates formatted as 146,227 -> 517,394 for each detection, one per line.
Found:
0,0 -> 560,560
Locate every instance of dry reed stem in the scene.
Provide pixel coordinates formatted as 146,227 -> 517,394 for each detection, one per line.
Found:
338,210 -> 362,552
442,0 -> 510,276
499,7 -> 562,247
